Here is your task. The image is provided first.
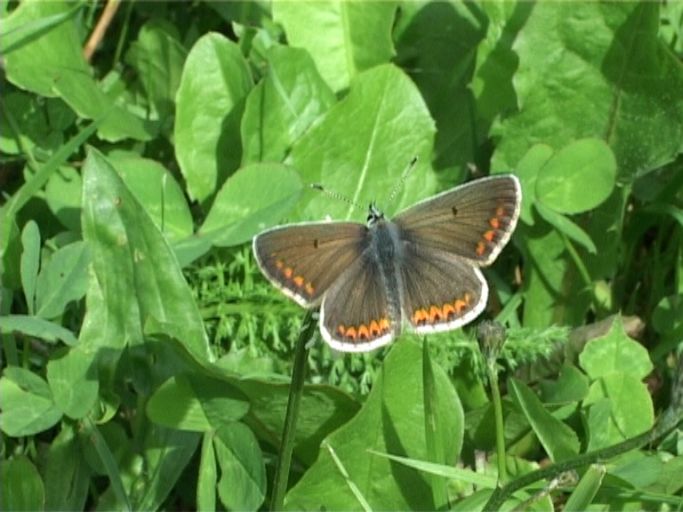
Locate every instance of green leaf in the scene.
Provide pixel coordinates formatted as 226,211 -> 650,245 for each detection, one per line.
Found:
584,375 -> 654,449
241,44 -> 336,164
0,314 -> 77,346
493,3 -> 683,180
0,456 -> 45,512
272,1 -> 396,92
508,378 -> 580,462
174,33 -> 253,203
536,138 -> 617,214
197,432 -> 217,512
0,367 -> 62,436
45,166 -> 82,232
107,150 -> 193,242
393,1 -> 486,172
80,147 -> 212,362
535,202 -> 597,254
200,163 -> 303,246
565,464 -> 606,511
146,374 -> 249,431
20,220 -> 40,315
35,241 -> 89,319
578,316 -> 653,379
288,64 -> 437,221
284,341 -> 463,510
125,19 -> 187,120
502,143 -> 553,225
46,346 -> 99,419
44,424 -> 90,511
215,423 -> 266,511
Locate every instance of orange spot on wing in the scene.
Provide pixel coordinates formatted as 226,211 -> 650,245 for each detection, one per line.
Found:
370,320 -> 380,336
284,267 -> 293,278
293,276 -> 304,287
305,283 -> 315,295
484,230 -> 495,242
489,218 -> 500,229
337,325 -> 346,336
358,325 -> 370,340
496,206 -> 506,217
476,241 -> 486,256
413,309 -> 428,325
429,305 -> 442,322
379,318 -> 390,332
345,327 -> 357,341
442,303 -> 455,319
454,298 -> 467,313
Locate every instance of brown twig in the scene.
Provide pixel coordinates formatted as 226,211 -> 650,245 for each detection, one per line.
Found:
83,0 -> 121,62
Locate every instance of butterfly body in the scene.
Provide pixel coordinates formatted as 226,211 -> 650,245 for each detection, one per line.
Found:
253,175 -> 521,352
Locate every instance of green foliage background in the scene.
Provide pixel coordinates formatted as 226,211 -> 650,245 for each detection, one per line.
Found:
1,1 -> 682,510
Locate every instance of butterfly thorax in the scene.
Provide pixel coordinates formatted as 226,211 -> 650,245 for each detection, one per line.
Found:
366,203 -> 384,226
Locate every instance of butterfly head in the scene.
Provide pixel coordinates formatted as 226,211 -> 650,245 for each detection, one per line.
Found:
367,202 -> 384,226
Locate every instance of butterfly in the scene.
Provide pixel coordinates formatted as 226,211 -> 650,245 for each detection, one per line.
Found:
252,175 -> 521,352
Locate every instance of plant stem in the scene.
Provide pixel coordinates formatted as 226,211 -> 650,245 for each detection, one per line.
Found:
488,362 -> 507,483
270,309 -> 316,511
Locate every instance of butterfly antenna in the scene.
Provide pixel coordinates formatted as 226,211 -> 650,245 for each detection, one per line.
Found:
387,156 -> 418,206
310,183 -> 364,213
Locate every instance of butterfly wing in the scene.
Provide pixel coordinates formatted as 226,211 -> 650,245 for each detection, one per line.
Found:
393,175 -> 521,266
320,250 -> 399,352
253,222 -> 367,307
398,240 -> 488,333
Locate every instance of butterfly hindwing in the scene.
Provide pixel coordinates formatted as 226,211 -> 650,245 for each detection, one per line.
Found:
398,240 -> 488,333
320,250 -> 399,352
393,175 -> 521,266
252,222 -> 367,307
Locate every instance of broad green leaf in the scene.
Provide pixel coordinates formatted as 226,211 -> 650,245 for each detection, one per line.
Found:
200,163 -> 303,246
20,220 -> 40,314
535,203 -> 597,254
539,365 -> 589,404
0,367 -> 62,436
35,241 -> 89,319
44,423 -> 90,511
197,433 -> 217,512
45,166 -> 82,232
288,64 -> 437,222
394,1 -> 486,173
536,139 -> 617,214
584,375 -> 654,449
578,316 -> 653,380
107,150 -> 193,242
284,341 -> 462,510
126,19 -> 187,120
80,148 -> 212,362
273,1 -> 396,92
0,456 -> 45,512
493,2 -> 683,180
147,374 -> 249,431
132,425 -> 201,511
509,378 -> 580,462
2,0 -> 88,97
241,45 -> 336,164
521,222 -> 591,327
0,314 -> 77,346
215,423 -> 266,511
174,33 -> 253,203
2,0 -> 156,141
501,143 -> 553,225
46,346 -> 99,419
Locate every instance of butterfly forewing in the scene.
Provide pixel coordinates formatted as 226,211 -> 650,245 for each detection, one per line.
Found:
320,250 -> 399,352
253,223 -> 367,307
398,240 -> 488,333
393,175 -> 521,266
